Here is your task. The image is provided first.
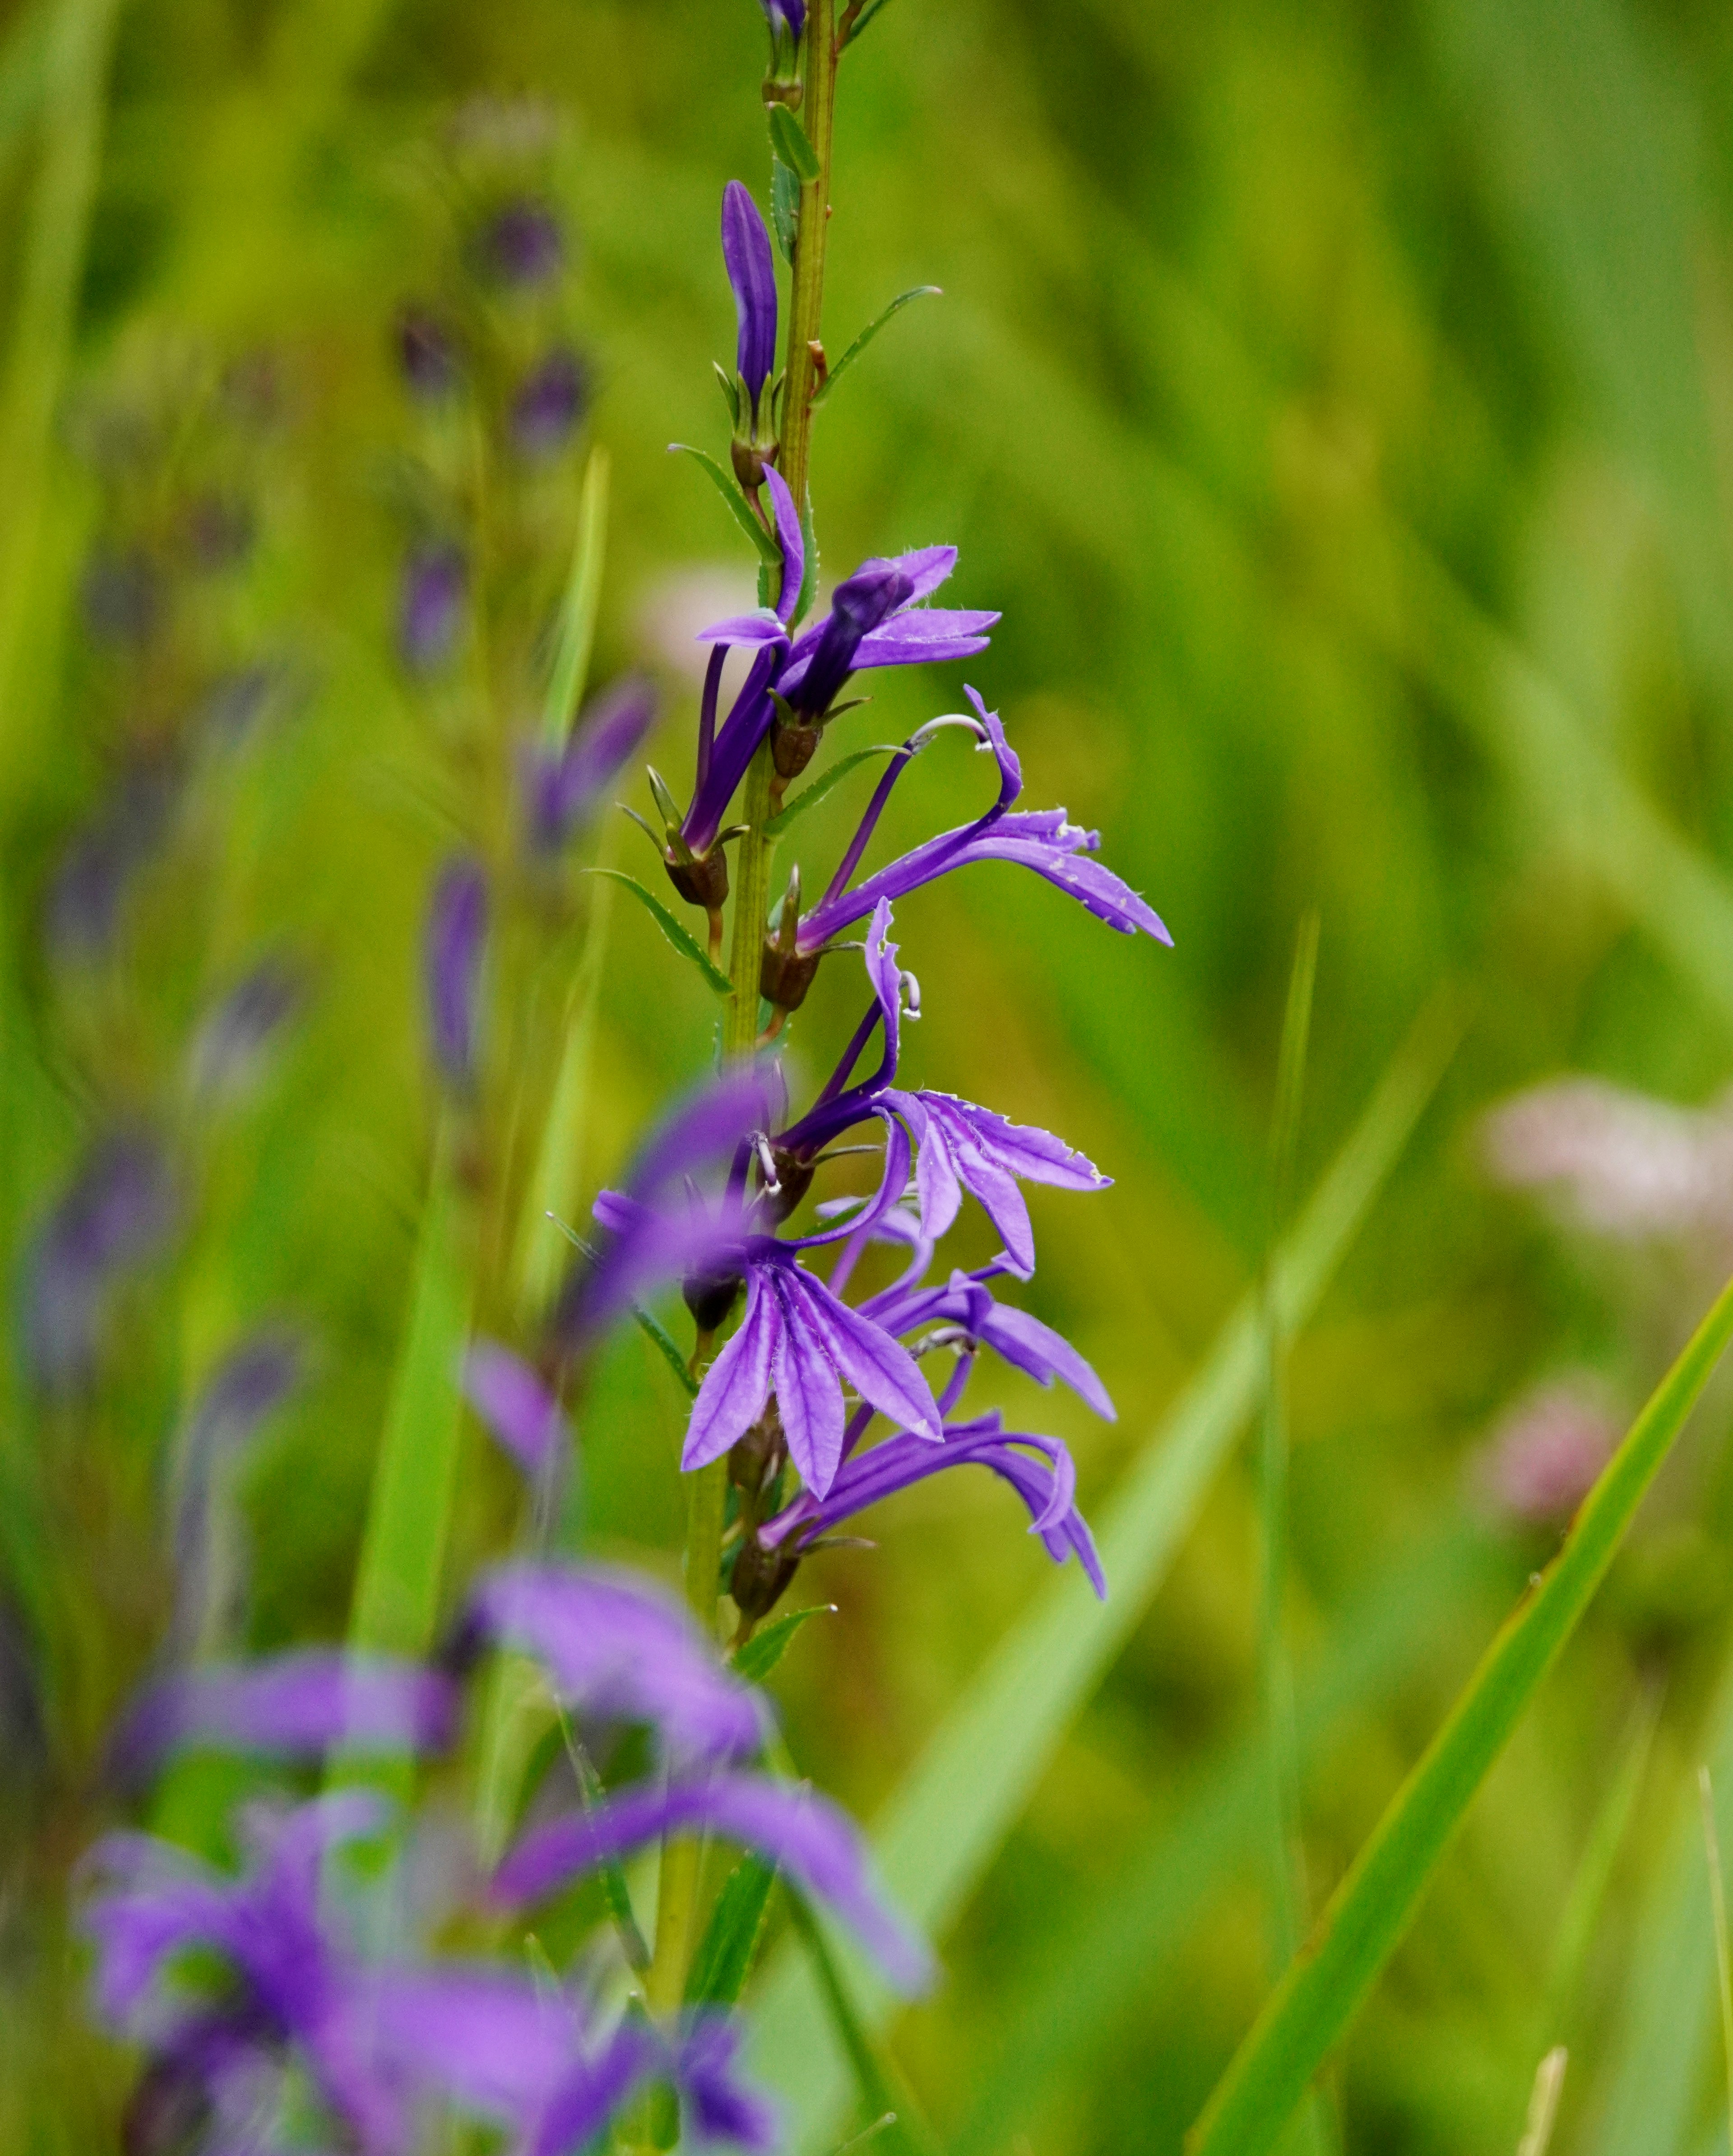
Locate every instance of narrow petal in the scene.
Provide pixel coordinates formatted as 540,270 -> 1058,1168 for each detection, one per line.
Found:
786,1267 -> 940,1444
462,1340 -> 568,1475
769,1271 -> 846,1494
763,465 -> 805,624
695,611 -> 791,649
683,1271 -> 778,1471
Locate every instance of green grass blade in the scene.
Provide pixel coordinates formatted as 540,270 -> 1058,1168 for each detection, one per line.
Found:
348,1128 -> 475,1666
1704,1768 -> 1733,2156
747,996 -> 1461,2147
583,867 -> 732,995
1188,1270 -> 1733,2156
784,1896 -> 942,2156
668,444 -> 781,568
810,287 -> 941,409
687,1856 -> 779,2008
541,447 -> 610,747
1516,2049 -> 1568,2156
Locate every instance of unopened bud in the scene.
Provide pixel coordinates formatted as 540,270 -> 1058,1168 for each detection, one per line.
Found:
728,1408 -> 786,1495
731,1532 -> 801,1621
682,1264 -> 742,1333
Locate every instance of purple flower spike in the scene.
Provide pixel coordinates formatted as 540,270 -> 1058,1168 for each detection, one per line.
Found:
764,1410 -> 1105,1597
722,181 -> 778,403
523,673 -> 658,855
512,346 -> 589,459
684,1249 -> 940,1497
427,855 -> 488,1090
492,1769 -> 933,1995
462,1340 -> 569,1476
463,1562 -> 765,1763
111,1651 -> 457,1784
400,540 -> 468,672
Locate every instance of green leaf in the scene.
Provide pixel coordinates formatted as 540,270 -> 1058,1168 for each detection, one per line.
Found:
1188,1268 -> 1733,2156
540,447 -> 609,746
810,288 -> 941,410
771,155 -> 800,266
732,1604 -> 837,1684
746,995 -> 1461,2148
839,0 -> 896,47
669,444 -> 780,568
767,102 -> 821,184
764,748 -> 901,838
633,1302 -> 700,1399
687,1856 -> 779,2007
793,484 -> 820,628
582,868 -> 732,995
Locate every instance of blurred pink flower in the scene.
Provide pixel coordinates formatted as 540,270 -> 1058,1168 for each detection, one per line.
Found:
1481,1078 -> 1733,1241
1477,1378 -> 1620,1525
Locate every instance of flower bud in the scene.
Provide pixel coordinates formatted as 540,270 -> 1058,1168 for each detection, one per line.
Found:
728,1407 -> 786,1495
731,1531 -> 800,1622
682,1263 -> 742,1333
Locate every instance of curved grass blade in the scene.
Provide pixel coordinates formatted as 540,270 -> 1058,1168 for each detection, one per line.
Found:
733,1604 -> 836,1685
541,446 -> 609,746
764,748 -> 901,839
811,288 -> 941,410
748,994 -> 1462,2149
583,868 -> 732,995
634,1301 -> 700,1399
1187,1269 -> 1733,2156
688,1855 -> 779,2008
668,444 -> 780,569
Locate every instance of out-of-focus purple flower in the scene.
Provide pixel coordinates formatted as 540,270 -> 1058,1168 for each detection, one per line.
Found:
197,661 -> 283,744
461,1340 -> 569,1476
397,304 -> 461,397
762,1408 -> 1106,1597
793,689 -> 1170,954
477,196 -> 565,287
399,541 -> 468,672
511,347 -> 588,458
44,764 -> 178,964
1483,1078 -> 1733,1243
521,674 -> 658,856
22,1131 -> 176,1391
683,1242 -> 940,1497
549,1065 -> 784,1352
672,2018 -> 778,2154
458,1562 -> 765,1765
186,959 -> 302,1102
492,1769 -> 932,1994
1477,1378 -> 1621,1525
426,855 -> 488,1090
111,1652 -> 457,1785
81,547 -> 162,647
723,181 -> 778,406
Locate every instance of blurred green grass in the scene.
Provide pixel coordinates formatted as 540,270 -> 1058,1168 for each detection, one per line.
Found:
9,0 -> 1733,2148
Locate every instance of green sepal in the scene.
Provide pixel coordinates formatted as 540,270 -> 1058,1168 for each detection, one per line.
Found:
581,868 -> 732,995
668,444 -> 780,569
732,1602 -> 838,1683
686,1855 -> 779,2007
714,362 -> 742,426
764,747 -> 902,838
811,288 -> 942,410
768,102 -> 821,183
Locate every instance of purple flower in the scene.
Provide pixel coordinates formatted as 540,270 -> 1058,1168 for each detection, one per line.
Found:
862,1261 -> 1116,1420
459,1562 -> 765,1765
760,0 -> 805,43
763,1408 -> 1106,1597
399,541 -> 468,672
186,958 -> 302,1101
492,1769 -> 932,1994
683,1226 -> 941,1498
426,855 -> 488,1090
511,346 -> 588,459
521,673 -> 658,856
111,1652 -> 457,1784
723,181 -> 778,407
81,547 -> 162,647
461,1340 -> 569,1476
44,762 -> 178,964
478,196 -> 565,287
397,304 -> 460,397
23,1131 -> 176,1391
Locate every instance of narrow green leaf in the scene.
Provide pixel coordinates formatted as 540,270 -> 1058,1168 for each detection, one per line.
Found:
687,1856 -> 780,2007
771,156 -> 800,266
1705,1767 -> 1733,2156
582,868 -> 732,995
566,1717 -> 652,1974
839,0 -> 896,47
748,997 -> 1462,2148
1516,2050 -> 1568,2156
732,1604 -> 837,1685
793,484 -> 819,628
785,1897 -> 941,2156
541,447 -> 610,746
669,444 -> 780,567
811,288 -> 941,410
764,748 -> 901,838
1189,1269 -> 1733,2156
767,102 -> 821,183
633,1303 -> 700,1399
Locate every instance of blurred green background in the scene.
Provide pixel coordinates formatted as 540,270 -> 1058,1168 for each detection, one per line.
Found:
10,0 -> 1733,2149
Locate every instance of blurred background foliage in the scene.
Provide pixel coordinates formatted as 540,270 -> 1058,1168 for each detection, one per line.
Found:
8,0 -> 1733,2149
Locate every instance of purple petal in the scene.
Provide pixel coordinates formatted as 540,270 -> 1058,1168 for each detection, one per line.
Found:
465,1562 -> 764,1764
783,1267 -> 940,1465
676,2017 -> 778,2153
111,1653 -> 456,1781
400,542 -> 467,672
493,1771 -> 932,1994
850,609 -> 998,669
553,675 -> 659,833
427,856 -> 489,1087
462,1340 -> 569,1475
695,611 -> 791,648
531,2023 -> 666,2156
769,1271 -> 847,1494
684,1270 -> 778,1472
722,182 -> 778,400
511,347 -> 588,459
885,543 -> 957,602
764,465 -> 805,623
367,1964 -> 584,2123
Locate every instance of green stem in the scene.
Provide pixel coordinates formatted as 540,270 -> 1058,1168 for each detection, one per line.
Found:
777,0 -> 837,511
